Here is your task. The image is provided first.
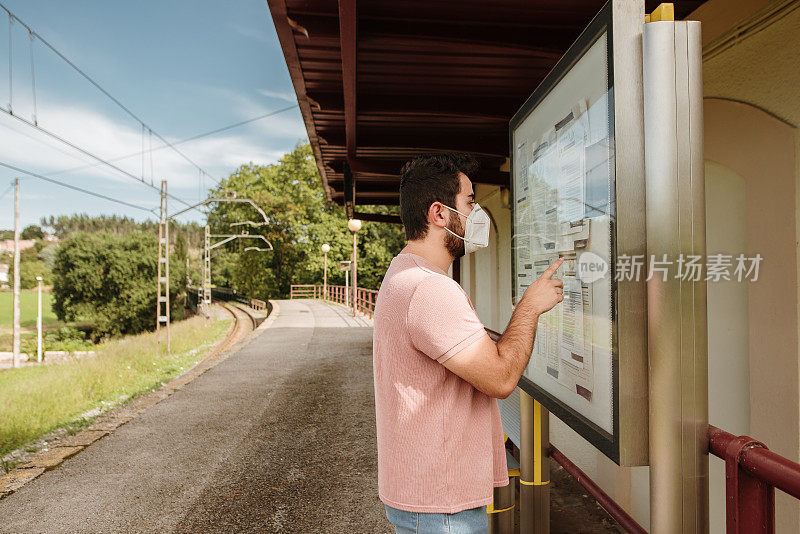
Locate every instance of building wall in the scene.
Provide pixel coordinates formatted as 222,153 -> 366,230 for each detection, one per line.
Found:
695,0 -> 800,530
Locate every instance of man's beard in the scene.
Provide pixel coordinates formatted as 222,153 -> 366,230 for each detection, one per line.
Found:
444,210 -> 465,258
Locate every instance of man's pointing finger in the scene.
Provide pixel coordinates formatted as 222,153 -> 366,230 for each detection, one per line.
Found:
541,257 -> 564,279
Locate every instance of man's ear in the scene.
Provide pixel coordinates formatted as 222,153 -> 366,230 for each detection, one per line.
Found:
427,201 -> 448,229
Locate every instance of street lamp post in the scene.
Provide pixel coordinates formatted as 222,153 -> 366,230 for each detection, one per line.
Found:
36,275 -> 43,363
321,243 -> 330,300
347,219 -> 361,317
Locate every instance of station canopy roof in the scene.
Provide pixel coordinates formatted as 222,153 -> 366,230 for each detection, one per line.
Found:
267,0 -> 705,210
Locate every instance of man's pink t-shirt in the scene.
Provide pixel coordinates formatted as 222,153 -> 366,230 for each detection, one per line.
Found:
372,252 -> 509,514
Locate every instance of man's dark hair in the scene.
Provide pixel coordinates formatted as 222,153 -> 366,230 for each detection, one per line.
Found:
399,153 -> 479,241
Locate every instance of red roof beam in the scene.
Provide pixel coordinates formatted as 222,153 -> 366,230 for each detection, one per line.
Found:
337,0 -> 357,163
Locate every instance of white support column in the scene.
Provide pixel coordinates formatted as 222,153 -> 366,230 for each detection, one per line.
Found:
12,178 -> 20,368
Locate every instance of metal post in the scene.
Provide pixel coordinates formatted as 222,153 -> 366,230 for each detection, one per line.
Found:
520,392 -> 549,534
710,430 -> 775,533
165,199 -> 170,353
36,276 -> 42,362
345,268 -> 349,308
352,231 -> 357,316
203,224 -> 211,313
644,19 -> 708,533
156,180 -> 170,353
323,251 -> 328,300
12,178 -> 20,368
489,445 -> 516,534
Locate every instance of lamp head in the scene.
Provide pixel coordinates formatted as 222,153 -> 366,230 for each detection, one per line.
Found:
36,276 -> 43,281
348,219 -> 362,233
321,243 -> 330,253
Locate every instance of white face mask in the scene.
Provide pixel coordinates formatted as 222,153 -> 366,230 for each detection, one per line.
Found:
441,203 -> 491,255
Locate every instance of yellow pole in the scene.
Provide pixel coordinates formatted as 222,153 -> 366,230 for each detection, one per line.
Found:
520,392 -> 549,534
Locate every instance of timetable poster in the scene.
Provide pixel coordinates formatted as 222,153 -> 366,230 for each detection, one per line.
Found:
511,31 -> 615,435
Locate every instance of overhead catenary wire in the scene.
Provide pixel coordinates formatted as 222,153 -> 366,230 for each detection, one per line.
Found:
0,181 -> 13,201
0,107 -> 194,208
0,160 -> 156,213
47,105 -> 298,178
0,1 -> 216,186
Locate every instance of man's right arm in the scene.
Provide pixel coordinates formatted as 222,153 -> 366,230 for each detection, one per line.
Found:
441,258 -> 564,398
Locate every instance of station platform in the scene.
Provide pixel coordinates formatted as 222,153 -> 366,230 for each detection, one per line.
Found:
0,300 -> 389,533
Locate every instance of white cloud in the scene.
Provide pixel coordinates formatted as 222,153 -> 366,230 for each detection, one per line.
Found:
0,98 -> 305,203
257,89 -> 297,103
230,23 -> 272,44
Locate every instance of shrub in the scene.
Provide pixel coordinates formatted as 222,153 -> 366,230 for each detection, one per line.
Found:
51,231 -> 186,338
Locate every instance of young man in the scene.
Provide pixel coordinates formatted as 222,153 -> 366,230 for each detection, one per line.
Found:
373,153 -> 564,533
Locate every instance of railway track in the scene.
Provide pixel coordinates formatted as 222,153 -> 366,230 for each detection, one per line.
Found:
196,300 -> 259,365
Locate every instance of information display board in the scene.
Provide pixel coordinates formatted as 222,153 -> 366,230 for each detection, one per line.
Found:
510,0 -> 648,465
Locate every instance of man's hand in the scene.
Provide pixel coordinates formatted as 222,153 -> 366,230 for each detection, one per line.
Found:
522,258 -> 565,315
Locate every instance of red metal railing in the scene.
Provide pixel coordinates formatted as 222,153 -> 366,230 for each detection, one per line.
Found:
708,425 -> 800,533
289,284 -> 379,318
289,284 -> 317,299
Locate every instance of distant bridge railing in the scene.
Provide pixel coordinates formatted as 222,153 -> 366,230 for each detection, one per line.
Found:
290,284 -> 378,318
187,286 -> 269,315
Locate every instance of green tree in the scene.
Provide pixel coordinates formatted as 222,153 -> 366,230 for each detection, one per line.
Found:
205,142 -> 404,298
38,244 -> 58,270
51,231 -> 186,339
9,259 -> 51,289
21,224 -> 44,240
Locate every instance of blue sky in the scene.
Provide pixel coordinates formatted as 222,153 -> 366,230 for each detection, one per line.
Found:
0,0 -> 306,228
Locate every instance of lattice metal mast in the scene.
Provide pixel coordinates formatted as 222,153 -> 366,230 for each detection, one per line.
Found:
203,224 -> 211,312
156,180 -> 170,352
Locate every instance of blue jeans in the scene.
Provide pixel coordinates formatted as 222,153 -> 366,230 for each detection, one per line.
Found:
384,504 -> 489,534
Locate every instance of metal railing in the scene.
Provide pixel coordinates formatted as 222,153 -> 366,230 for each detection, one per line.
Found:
709,425 -> 800,532
289,284 -> 379,318
187,286 -> 269,315
289,284 -> 317,300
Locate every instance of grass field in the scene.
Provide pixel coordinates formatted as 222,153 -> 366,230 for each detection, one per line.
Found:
0,314 -> 232,458
0,289 -> 59,329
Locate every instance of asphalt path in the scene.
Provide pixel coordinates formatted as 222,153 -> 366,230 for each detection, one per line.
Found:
0,300 -> 389,533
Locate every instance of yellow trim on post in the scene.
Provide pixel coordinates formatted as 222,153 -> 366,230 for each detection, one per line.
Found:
520,479 -> 550,486
508,468 -> 520,478
487,503 -> 515,514
533,402 -> 540,483
650,3 -> 674,22
645,13 -> 651,23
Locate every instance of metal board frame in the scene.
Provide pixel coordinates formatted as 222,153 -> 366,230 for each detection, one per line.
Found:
509,0 -> 648,466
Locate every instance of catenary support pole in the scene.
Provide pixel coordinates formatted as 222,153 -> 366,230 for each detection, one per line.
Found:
12,178 -> 20,368
203,224 -> 211,313
156,180 -> 170,353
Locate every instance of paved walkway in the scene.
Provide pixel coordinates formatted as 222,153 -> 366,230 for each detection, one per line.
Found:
0,300 -> 390,533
